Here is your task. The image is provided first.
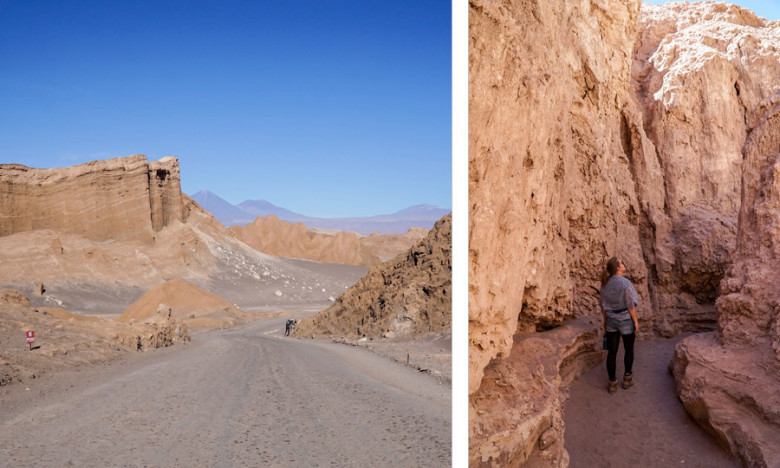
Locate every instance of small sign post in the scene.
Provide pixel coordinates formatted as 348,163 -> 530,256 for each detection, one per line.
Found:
26,331 -> 35,350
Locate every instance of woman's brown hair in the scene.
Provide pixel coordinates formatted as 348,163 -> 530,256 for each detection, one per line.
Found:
600,257 -> 621,287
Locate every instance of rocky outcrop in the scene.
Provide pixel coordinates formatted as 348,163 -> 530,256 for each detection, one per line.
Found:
357,227 -> 429,262
295,214 -> 450,340
470,318 -> 603,467
469,0 -> 780,466
0,155 -> 185,241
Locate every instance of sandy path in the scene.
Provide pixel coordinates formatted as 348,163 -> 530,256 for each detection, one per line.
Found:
563,334 -> 737,467
0,317 -> 451,467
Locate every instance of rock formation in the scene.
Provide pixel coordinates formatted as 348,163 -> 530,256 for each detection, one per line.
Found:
670,93 -> 780,467
469,0 -> 780,466
0,155 -> 185,241
295,214 -> 451,340
230,215 -> 428,267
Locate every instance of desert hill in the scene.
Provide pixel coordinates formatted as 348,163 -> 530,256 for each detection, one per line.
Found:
295,213 -> 451,340
192,190 -> 449,235
229,215 -> 428,267
118,279 -> 249,330
469,1 -> 780,466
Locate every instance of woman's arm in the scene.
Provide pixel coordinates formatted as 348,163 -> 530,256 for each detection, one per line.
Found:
628,307 -> 639,332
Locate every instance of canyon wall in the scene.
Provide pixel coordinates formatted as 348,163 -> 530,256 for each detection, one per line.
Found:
469,0 -> 780,466
0,155 -> 186,241
670,94 -> 780,467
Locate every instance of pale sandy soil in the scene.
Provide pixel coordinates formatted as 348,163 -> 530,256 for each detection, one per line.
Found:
563,333 -> 738,467
0,314 -> 451,467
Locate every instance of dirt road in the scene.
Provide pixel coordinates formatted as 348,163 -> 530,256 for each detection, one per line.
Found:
0,317 -> 451,467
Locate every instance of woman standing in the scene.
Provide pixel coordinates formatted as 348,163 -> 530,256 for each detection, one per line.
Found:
600,257 -> 639,394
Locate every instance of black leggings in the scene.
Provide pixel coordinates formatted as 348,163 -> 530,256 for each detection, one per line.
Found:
606,331 -> 635,382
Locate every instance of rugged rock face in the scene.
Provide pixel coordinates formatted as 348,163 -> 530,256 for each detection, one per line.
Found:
469,0 -> 650,400
295,214 -> 451,340
671,94 -> 780,467
469,0 -> 780,466
0,155 -> 185,241
633,2 -> 780,336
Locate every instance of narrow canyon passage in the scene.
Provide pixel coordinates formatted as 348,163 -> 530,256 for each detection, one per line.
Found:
0,317 -> 451,467
563,334 -> 737,468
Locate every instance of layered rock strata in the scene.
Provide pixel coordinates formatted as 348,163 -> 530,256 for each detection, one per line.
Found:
469,0 -> 780,466
295,214 -> 451,340
0,155 -> 185,241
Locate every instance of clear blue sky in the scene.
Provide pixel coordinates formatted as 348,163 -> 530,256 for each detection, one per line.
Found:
642,0 -> 780,20
0,1 -> 451,218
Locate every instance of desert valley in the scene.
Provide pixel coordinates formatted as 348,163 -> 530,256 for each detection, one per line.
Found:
0,155 -> 451,466
469,1 -> 779,467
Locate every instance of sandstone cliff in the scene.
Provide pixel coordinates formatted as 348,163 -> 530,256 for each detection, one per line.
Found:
294,214 -> 451,340
469,0 -> 780,466
0,155 -> 185,241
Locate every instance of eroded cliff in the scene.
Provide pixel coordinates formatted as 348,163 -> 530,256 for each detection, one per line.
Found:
0,155 -> 186,241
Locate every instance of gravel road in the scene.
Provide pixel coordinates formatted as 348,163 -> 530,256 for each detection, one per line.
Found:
0,317 -> 451,467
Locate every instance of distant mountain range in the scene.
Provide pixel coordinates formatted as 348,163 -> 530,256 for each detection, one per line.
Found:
190,190 -> 451,235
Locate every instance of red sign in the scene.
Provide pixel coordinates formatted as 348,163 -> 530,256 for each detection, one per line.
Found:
26,331 -> 35,344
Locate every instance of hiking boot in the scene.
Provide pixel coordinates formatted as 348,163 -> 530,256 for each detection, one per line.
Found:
622,373 -> 634,389
608,380 -> 618,394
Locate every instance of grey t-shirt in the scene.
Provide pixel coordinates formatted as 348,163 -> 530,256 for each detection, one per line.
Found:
600,275 -> 638,320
